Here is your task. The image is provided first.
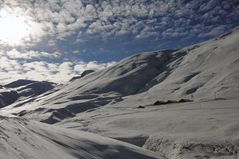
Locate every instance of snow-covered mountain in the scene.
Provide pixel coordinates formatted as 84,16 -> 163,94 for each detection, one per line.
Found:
0,79 -> 56,108
3,27 -> 239,122
0,27 -> 239,159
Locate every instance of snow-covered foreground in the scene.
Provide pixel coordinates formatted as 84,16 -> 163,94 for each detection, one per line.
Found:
0,116 -> 163,159
57,98 -> 239,159
1,99 -> 239,159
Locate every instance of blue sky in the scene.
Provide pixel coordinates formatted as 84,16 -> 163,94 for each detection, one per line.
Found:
0,0 -> 239,83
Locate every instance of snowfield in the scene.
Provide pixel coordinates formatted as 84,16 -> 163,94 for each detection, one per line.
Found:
0,116 -> 162,159
0,27 -> 239,159
57,98 -> 239,159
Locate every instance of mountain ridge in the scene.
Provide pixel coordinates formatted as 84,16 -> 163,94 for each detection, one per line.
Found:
1,27 -> 239,123
0,27 -> 239,159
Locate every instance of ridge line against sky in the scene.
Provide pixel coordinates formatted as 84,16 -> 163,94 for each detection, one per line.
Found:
0,0 -> 238,83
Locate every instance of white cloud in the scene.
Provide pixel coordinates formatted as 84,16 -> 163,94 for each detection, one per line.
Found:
0,0 -> 237,46
198,25 -> 228,38
0,49 -> 115,84
0,49 -> 60,60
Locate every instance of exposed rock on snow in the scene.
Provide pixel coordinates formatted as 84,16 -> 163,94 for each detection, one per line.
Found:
81,69 -> 95,77
69,70 -> 95,82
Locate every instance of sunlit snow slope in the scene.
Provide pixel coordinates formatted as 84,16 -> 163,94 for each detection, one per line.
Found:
0,116 -> 162,159
1,27 -> 239,123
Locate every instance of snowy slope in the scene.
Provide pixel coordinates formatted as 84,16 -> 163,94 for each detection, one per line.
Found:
0,27 -> 239,159
146,29 -> 239,100
0,115 -> 163,159
57,98 -> 239,158
1,27 -> 239,123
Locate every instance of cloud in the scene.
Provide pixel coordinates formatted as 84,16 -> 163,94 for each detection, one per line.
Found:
1,0 -> 237,47
1,49 -> 60,60
198,25 -> 229,38
0,49 -> 116,84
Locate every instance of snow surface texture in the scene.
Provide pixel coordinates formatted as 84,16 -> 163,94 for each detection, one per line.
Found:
0,27 -> 239,159
0,116 -> 162,159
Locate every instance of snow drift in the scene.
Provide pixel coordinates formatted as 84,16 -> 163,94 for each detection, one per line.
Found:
0,115 -> 162,159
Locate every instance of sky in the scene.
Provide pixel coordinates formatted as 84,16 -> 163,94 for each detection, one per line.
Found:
0,0 -> 239,84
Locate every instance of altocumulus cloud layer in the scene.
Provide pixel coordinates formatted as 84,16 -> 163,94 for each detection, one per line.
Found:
2,0 -> 237,41
0,0 -> 238,83
1,0 -> 237,41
